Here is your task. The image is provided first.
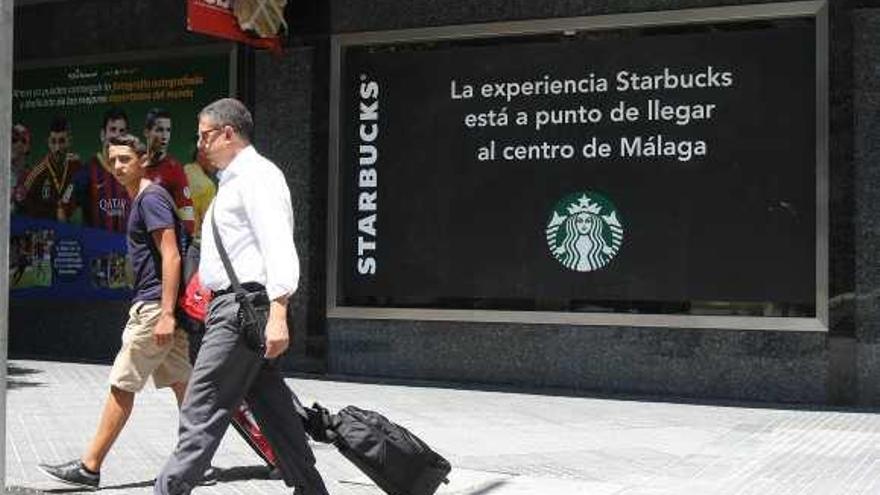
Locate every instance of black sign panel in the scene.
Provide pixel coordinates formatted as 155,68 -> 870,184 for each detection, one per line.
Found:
337,20 -> 816,311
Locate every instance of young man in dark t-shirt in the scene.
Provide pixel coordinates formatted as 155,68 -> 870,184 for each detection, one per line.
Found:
38,134 -> 191,491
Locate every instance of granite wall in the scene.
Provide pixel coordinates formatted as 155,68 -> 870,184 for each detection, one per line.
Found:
2,3 -> 14,484
853,8 -> 880,405
329,0 -> 789,32
328,321 -> 829,403
253,46 -> 329,369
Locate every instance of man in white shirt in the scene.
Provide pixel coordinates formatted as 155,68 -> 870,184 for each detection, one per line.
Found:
154,98 -> 328,495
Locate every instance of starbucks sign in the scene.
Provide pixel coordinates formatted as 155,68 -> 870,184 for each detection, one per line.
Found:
546,192 -> 624,272
334,14 -> 817,313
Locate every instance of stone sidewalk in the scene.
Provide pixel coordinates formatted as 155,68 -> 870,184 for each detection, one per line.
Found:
6,359 -> 880,494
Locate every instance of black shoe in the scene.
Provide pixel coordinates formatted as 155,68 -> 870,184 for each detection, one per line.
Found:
37,460 -> 100,490
199,466 -> 219,486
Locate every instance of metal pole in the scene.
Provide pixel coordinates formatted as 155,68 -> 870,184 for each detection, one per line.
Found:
0,0 -> 13,493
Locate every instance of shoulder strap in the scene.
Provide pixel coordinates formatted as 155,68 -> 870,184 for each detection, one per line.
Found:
210,206 -> 247,299
138,185 -> 188,258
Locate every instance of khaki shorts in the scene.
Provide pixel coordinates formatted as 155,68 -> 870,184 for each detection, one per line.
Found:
109,301 -> 192,392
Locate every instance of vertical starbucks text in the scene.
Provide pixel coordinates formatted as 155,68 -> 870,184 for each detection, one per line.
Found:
355,75 -> 379,275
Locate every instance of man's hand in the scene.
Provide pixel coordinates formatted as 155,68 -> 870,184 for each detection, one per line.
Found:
154,312 -> 175,347
151,227 -> 180,348
263,313 -> 290,359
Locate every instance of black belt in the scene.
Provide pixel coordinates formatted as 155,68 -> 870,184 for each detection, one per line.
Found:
212,282 -> 265,297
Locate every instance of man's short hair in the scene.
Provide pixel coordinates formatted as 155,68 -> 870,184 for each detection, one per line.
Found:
106,133 -> 147,156
144,107 -> 172,130
49,115 -> 70,134
102,107 -> 129,130
199,98 -> 253,142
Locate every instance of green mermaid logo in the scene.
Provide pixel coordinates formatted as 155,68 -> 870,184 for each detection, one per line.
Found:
546,191 -> 624,272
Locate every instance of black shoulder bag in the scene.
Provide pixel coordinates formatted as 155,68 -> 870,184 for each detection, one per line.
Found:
210,209 -> 271,355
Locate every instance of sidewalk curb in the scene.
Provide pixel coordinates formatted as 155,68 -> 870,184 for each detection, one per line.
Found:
6,487 -> 46,494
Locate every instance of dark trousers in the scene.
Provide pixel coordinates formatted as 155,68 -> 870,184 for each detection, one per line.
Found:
154,293 -> 328,495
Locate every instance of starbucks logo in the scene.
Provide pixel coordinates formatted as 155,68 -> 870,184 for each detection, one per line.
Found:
546,191 -> 624,272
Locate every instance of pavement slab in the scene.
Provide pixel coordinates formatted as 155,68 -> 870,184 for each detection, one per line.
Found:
6,360 -> 880,494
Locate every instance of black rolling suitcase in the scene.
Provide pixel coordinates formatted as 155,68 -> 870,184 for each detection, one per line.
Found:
300,402 -> 451,495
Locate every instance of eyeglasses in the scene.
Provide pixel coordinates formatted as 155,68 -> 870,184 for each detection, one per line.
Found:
196,127 -> 222,145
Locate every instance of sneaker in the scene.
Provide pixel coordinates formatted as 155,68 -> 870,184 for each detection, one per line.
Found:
37,460 -> 100,490
199,466 -> 219,486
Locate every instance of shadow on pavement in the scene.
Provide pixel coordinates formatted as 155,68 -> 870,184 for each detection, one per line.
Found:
97,479 -> 155,491
96,466 -> 274,491
469,480 -> 509,494
215,465 -> 275,482
6,485 -> 49,494
8,364 -> 43,377
7,364 -> 45,390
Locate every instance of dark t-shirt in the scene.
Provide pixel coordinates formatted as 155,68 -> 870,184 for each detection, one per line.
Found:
128,184 -> 183,302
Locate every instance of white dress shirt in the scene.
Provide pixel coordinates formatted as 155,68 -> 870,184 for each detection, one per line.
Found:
200,145 -> 299,301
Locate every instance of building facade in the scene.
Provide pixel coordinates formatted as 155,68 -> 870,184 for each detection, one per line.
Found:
10,0 -> 880,406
